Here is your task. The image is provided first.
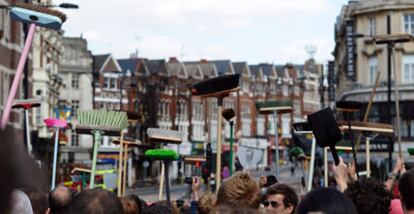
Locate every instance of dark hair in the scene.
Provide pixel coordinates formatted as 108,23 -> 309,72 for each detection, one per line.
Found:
0,130 -> 16,214
49,185 -> 73,213
120,197 -> 139,214
399,168 -> 414,211
344,178 -> 391,214
264,184 -> 298,212
126,194 -> 145,214
67,188 -> 123,214
25,190 -> 49,214
141,202 -> 173,214
296,188 -> 357,214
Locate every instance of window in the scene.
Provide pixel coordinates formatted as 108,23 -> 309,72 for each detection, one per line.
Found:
403,55 -> 414,83
369,57 -> 378,84
404,14 -> 414,35
110,78 -> 117,89
368,16 -> 376,36
72,73 -> 79,89
71,100 -> 79,117
104,77 -> 110,88
71,130 -> 79,146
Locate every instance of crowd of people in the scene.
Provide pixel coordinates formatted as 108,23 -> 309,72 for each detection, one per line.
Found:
1,129 -> 414,214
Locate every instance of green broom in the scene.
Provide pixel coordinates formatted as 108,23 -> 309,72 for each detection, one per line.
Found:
77,110 -> 128,188
145,149 -> 180,202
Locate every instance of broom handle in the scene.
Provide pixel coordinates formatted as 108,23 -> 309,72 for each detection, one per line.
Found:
215,98 -> 223,194
117,133 -> 124,197
392,48 -> 402,157
25,109 -> 32,154
51,127 -> 60,190
307,137 -> 316,192
159,161 -> 165,200
273,111 -> 279,176
355,70 -> 381,150
165,161 -> 171,202
122,144 -> 128,196
366,138 -> 371,178
1,24 -> 36,130
90,130 -> 103,189
324,147 -> 328,187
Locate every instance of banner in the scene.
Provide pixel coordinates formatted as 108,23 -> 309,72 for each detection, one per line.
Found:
346,19 -> 356,81
328,61 -> 335,101
237,145 -> 263,169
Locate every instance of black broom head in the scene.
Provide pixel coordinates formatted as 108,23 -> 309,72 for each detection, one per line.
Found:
192,74 -> 240,97
222,108 -> 235,122
308,108 -> 342,165
336,100 -> 362,112
292,122 -> 311,132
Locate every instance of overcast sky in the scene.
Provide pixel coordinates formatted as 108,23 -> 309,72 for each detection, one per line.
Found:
55,0 -> 349,64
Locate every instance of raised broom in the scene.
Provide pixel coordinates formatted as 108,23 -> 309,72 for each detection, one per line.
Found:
77,110 -> 128,189
145,149 -> 180,202
44,118 -> 67,190
147,128 -> 184,201
1,3 -> 66,129
256,99 -> 292,177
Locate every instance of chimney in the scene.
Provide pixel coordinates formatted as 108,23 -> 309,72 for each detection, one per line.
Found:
200,59 -> 208,63
169,57 -> 178,62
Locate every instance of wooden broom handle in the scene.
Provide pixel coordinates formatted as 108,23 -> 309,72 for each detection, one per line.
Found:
355,70 -> 382,150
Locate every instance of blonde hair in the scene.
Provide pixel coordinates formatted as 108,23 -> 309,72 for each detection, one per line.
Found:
198,192 -> 216,214
216,172 -> 261,209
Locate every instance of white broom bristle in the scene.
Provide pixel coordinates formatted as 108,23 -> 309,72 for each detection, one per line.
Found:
147,128 -> 184,142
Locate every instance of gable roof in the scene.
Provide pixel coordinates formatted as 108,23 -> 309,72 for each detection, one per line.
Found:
249,65 -> 265,81
117,58 -> 141,75
184,63 -> 204,80
145,59 -> 167,75
259,63 -> 276,78
275,65 -> 286,79
210,60 -> 233,75
167,62 -> 187,78
93,54 -> 110,71
93,54 -> 122,73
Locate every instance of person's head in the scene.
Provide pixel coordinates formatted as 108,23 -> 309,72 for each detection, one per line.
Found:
120,197 -> 139,214
25,190 -> 49,214
344,178 -> 391,214
49,185 -> 73,213
296,188 -> 357,214
399,168 -> 414,211
198,192 -> 216,214
126,194 -> 145,214
67,188 -> 123,214
263,184 -> 298,214
141,202 -> 173,214
0,130 -> 17,213
9,189 -> 33,214
216,171 -> 261,210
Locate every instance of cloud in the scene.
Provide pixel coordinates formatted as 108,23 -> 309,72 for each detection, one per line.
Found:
55,0 -> 340,62
274,39 -> 334,63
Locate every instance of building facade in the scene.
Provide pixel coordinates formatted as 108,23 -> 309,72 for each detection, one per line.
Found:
334,0 -> 414,158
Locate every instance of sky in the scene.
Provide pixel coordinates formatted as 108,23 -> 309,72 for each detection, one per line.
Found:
55,0 -> 349,64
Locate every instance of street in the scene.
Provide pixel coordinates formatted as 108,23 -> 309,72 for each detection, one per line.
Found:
127,165 -> 307,202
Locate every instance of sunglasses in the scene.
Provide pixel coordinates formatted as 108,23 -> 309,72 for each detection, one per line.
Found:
263,200 -> 280,208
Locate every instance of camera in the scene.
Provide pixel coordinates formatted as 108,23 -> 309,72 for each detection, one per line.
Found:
184,177 -> 193,184
176,200 -> 184,208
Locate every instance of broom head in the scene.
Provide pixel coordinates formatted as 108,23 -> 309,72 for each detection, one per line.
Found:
192,74 -> 240,98
222,108 -> 235,122
145,149 -> 179,161
336,100 -> 362,113
76,110 -> 128,137
147,128 -> 184,144
256,100 -> 292,114
12,98 -> 41,109
11,3 -> 66,30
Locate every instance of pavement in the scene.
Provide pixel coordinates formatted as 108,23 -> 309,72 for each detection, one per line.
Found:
126,164 -> 307,202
